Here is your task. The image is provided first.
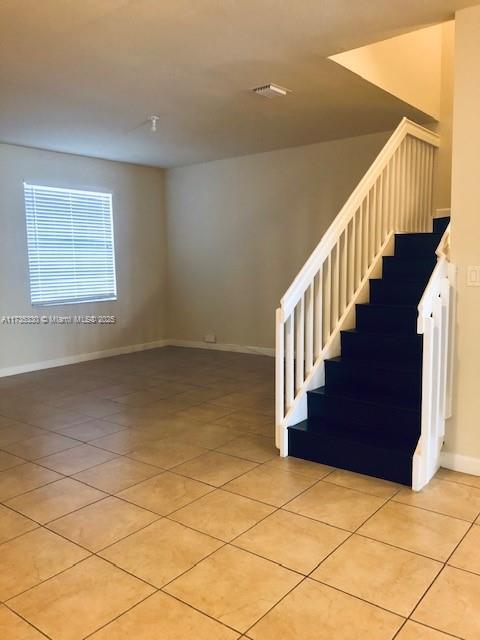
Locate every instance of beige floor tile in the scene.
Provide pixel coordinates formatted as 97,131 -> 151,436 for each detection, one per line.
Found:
216,435 -> 278,463
0,504 -> 38,544
137,397 -> 199,416
436,467 -> 480,488
5,478 -> 106,524
263,456 -> 333,479
358,501 -> 470,561
73,457 -> 161,493
91,382 -> 145,399
117,471 -> 212,514
105,408 -> 167,430
88,429 -> 154,454
55,397 -> 122,419
174,403 -> 234,422
0,604 -> 48,639
176,423 -> 238,449
213,391 -> 273,413
100,519 -> 222,587
3,434 -> 80,460
128,438 -> 205,469
0,423 -> 47,448
312,534 -> 442,616
448,524 -> 480,575
89,591 -> 239,640
393,478 -> 480,521
235,509 -> 349,574
165,545 -> 301,632
8,556 -> 154,640
249,578 -> 403,640
56,419 -> 125,442
413,566 -> 480,638
214,409 -> 274,437
28,408 -> 92,431
285,481 -> 385,530
171,489 -> 274,541
37,444 -> 117,475
0,463 -> 62,502
0,527 -> 89,600
395,621 -> 458,639
111,388 -> 173,407
0,450 -> 24,472
324,469 -> 402,499
173,451 -> 257,487
48,496 -> 159,551
224,465 -> 316,506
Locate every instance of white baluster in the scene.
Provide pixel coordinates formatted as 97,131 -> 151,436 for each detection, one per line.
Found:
305,282 -> 314,375
295,297 -> 305,393
285,313 -> 294,411
275,307 -> 285,449
314,267 -> 323,359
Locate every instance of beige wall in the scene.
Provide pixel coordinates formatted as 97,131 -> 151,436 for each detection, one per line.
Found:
330,25 -> 443,119
331,21 -> 455,211
433,21 -> 455,211
166,131 -> 390,349
0,143 -> 167,373
447,5 -> 480,466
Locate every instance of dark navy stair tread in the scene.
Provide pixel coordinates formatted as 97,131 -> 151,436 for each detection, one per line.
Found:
327,355 -> 420,374
433,217 -> 450,234
379,275 -> 432,283
289,419 -> 418,453
309,386 -> 420,412
342,328 -> 421,340
356,302 -> 417,309
370,277 -> 427,286
395,232 -> 442,239
383,255 -> 436,263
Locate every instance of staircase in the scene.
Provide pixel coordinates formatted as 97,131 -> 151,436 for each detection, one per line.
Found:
275,118 -> 455,491
288,216 -> 450,486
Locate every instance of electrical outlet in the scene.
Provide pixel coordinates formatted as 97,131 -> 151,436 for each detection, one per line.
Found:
204,333 -> 216,343
467,266 -> 480,287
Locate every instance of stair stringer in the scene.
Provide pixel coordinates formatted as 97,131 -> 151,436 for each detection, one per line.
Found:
278,231 -> 395,456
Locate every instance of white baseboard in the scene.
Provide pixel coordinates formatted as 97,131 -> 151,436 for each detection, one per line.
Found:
168,339 -> 275,358
440,450 -> 480,476
0,337 -> 274,378
435,208 -> 451,218
0,339 -> 170,378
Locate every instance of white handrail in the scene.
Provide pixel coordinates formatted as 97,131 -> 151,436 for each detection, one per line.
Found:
414,224 -> 454,490
417,224 -> 450,333
281,118 -> 439,317
276,117 -> 439,459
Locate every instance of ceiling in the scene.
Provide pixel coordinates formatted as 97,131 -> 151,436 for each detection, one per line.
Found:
0,0 -> 476,168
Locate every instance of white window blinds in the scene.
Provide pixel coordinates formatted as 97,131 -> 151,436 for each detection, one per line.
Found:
24,183 -> 117,306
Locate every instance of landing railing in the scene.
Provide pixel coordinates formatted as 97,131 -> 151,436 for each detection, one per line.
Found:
276,118 -> 440,458
414,224 -> 454,490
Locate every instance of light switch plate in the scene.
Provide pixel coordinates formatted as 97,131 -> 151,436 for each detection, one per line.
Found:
467,266 -> 480,287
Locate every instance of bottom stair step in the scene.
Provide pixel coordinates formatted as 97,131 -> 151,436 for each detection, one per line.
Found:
288,419 -> 418,486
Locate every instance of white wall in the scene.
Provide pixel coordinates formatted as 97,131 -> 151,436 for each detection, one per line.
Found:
166,131 -> 390,349
330,25 -> 443,119
446,5 -> 480,470
0,143 -> 167,374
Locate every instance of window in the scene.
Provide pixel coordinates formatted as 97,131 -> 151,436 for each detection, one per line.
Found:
24,183 -> 117,306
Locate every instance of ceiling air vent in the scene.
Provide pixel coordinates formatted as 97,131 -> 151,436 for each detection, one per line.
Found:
252,83 -> 290,98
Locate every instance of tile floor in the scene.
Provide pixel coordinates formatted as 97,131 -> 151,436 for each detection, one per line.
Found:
0,347 -> 479,639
